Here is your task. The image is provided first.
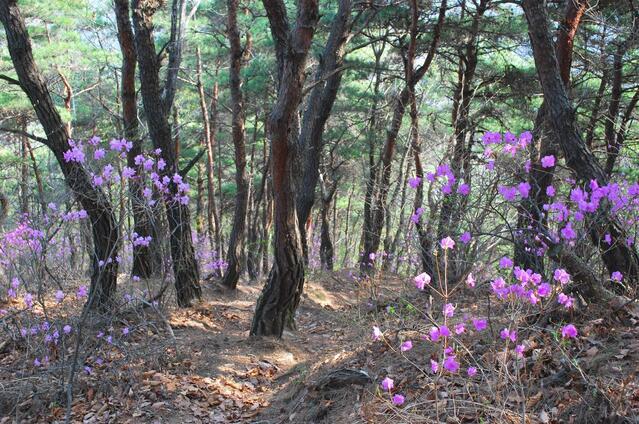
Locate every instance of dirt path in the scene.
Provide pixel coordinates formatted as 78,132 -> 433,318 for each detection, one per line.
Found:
121,270 -> 377,424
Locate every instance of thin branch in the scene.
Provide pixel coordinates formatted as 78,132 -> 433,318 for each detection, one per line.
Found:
0,74 -> 22,88
178,148 -> 206,177
0,127 -> 48,144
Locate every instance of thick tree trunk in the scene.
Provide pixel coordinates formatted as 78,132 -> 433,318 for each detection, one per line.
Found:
514,0 -> 586,273
132,0 -> 201,306
250,0 -> 319,337
0,0 -> 120,310
523,0 -> 639,288
221,0 -> 249,289
115,0 -> 160,279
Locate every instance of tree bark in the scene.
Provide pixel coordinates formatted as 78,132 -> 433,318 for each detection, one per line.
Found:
250,0 -> 319,337
295,0 -> 352,260
221,0 -> 249,289
522,0 -> 639,288
132,0 -> 201,307
318,173 -> 338,271
0,0 -> 119,310
114,0 -> 160,279
436,0 -> 486,243
407,0 -> 436,276
515,0 -> 586,273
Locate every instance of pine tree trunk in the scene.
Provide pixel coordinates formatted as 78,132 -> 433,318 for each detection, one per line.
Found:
523,0 -> 639,289
250,0 -> 319,337
132,0 -> 201,306
222,0 -> 249,289
0,0 -> 120,310
115,0 -> 160,279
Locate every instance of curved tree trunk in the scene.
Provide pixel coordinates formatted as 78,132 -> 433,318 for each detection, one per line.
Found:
0,0 -> 119,310
114,0 -> 160,279
132,0 -> 201,307
221,0 -> 249,289
250,0 -> 319,337
514,0 -> 586,274
296,0 -> 352,262
523,0 -> 639,290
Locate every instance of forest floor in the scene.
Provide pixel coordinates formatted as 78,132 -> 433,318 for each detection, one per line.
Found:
3,270 -> 639,423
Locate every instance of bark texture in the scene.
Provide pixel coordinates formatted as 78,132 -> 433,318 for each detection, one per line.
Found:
250,0 -> 319,337
0,0 -> 120,310
523,0 -> 639,288
115,0 -> 161,279
132,0 -> 201,307
221,0 -> 249,289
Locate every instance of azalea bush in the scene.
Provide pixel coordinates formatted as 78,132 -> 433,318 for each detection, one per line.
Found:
367,130 -> 638,418
0,136 -> 227,400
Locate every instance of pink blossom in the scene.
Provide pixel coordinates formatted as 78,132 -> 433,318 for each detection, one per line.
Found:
440,237 -> 455,250
454,323 -> 465,334
498,185 -> 518,201
467,367 -> 477,377
63,325 -> 72,334
537,283 -> 552,297
372,326 -> 382,341
457,183 -> 470,196
400,340 -> 413,351
499,256 -> 513,269
77,285 -> 88,298
430,359 -> 439,373
381,377 -> 394,391
553,268 -> 570,285
611,271 -> 623,282
561,324 -> 578,339
472,318 -> 487,331
557,293 -> 574,308
466,273 -> 476,288
408,176 -> 421,188
518,182 -> 531,198
541,155 -> 555,168
392,394 -> 405,405
546,185 -> 556,197
414,272 -> 431,290
460,232 -> 472,244
443,303 -> 455,318
94,148 -> 106,160
24,293 -> 34,309
443,356 -> 459,373
500,328 -> 517,342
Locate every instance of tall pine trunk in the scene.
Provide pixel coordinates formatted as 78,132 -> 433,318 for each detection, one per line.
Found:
1,0 -> 120,310
132,0 -> 201,306
250,0 -> 319,337
221,0 -> 249,289
523,0 -> 639,290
